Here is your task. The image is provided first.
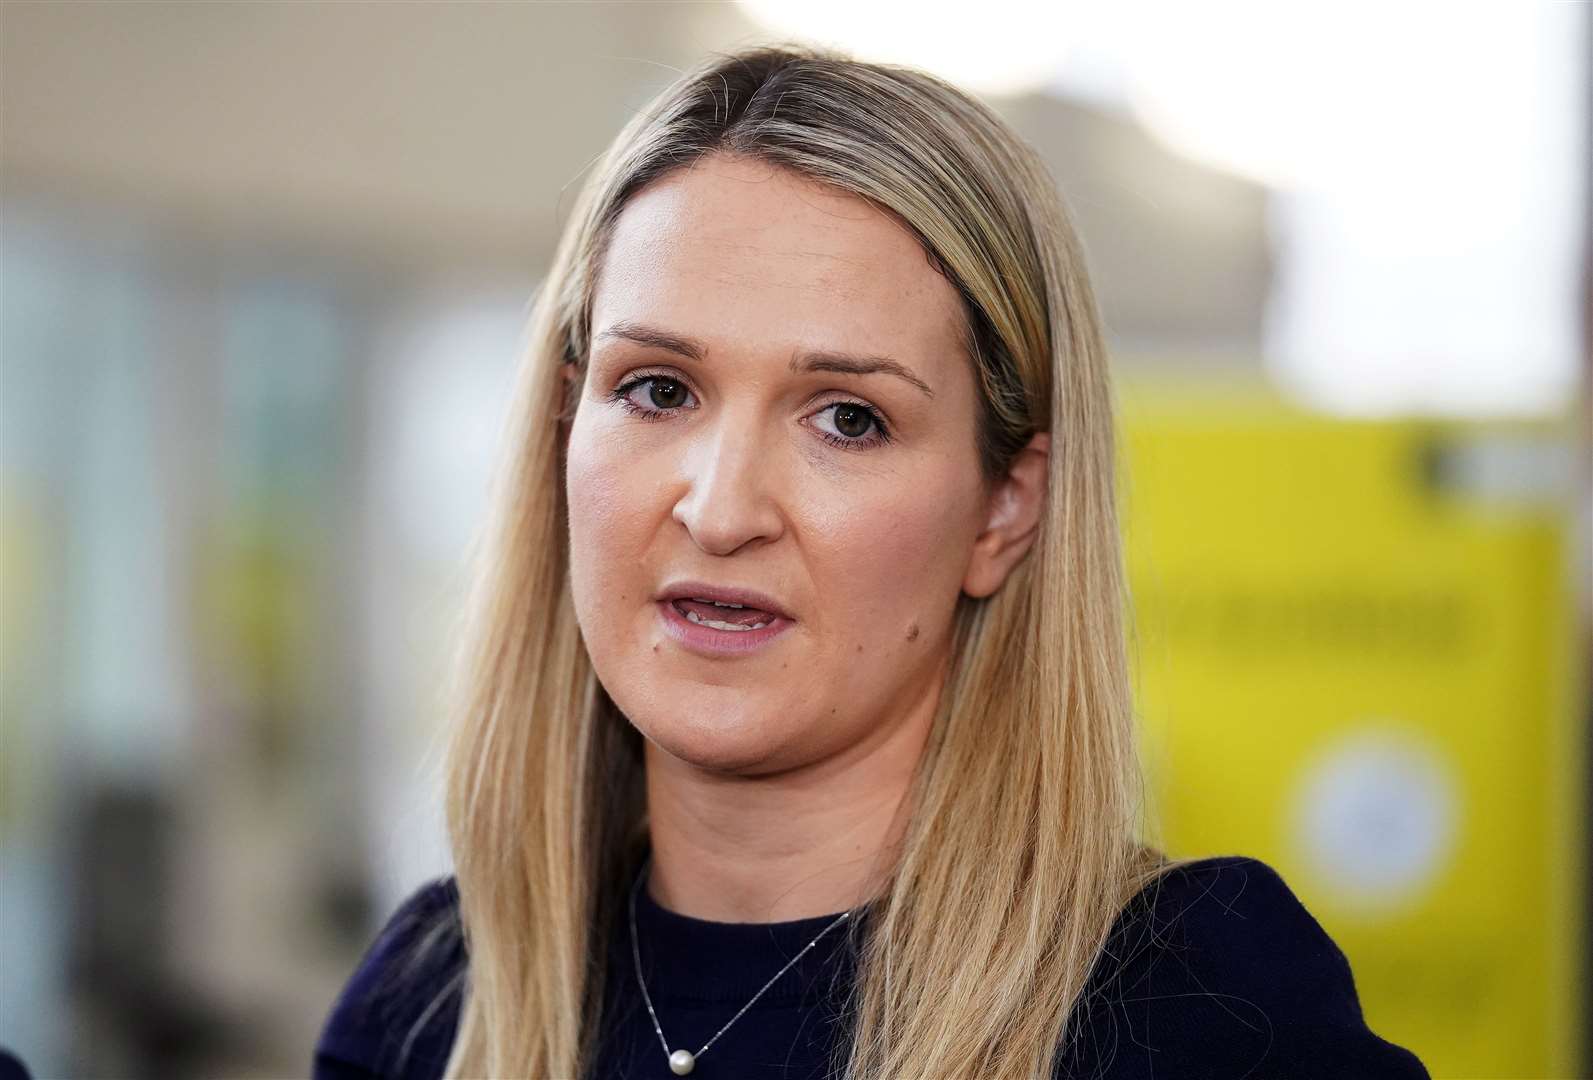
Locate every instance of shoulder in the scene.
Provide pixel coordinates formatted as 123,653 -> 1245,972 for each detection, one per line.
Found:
1061,856 -> 1430,1080
314,876 -> 466,1080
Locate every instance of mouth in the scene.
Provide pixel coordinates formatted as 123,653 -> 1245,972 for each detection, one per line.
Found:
656,582 -> 793,624
654,582 -> 795,657
667,597 -> 777,632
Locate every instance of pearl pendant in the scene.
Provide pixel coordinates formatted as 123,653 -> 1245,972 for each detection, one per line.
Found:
668,1049 -> 696,1075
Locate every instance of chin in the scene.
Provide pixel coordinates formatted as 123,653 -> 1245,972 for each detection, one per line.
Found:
622,692 -> 803,775
648,728 -> 783,775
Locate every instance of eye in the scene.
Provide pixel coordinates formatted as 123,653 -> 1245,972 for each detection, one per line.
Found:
607,373 -> 892,452
810,401 -> 891,451
609,374 -> 697,419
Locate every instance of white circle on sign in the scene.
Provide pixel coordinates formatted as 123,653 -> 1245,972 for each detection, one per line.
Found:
1292,728 -> 1458,910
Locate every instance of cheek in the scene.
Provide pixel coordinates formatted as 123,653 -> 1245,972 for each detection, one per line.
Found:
565,410 -> 654,637
805,477 -> 979,648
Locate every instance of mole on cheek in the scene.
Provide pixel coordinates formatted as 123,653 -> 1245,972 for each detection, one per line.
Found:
906,623 -> 920,642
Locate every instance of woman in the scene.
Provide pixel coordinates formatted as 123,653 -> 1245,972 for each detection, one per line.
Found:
315,46 -> 1428,1079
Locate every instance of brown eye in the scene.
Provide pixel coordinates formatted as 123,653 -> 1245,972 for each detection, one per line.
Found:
833,403 -> 873,438
649,379 -> 687,409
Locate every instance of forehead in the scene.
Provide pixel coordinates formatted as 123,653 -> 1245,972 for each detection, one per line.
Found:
590,154 -> 967,375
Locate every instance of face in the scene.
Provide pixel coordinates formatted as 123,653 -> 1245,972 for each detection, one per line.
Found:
565,153 -> 1044,776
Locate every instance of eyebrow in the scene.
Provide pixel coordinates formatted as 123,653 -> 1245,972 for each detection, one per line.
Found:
595,321 -> 935,399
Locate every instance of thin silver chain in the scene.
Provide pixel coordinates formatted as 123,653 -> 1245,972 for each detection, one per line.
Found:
627,862 -> 852,1067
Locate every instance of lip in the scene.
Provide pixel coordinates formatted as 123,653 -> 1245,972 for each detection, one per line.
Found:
654,581 -> 795,659
656,581 -> 794,622
656,600 -> 794,657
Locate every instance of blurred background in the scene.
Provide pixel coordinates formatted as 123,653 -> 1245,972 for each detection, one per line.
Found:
0,2 -> 1586,1077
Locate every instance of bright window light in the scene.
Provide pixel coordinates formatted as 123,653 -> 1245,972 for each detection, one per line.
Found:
736,0 -> 1074,97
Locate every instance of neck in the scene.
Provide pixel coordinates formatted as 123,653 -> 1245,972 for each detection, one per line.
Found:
642,666 -> 944,923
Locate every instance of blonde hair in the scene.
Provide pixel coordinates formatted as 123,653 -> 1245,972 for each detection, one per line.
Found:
436,45 -> 1164,1079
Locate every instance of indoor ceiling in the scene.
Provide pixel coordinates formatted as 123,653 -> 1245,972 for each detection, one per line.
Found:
1,1 -> 1269,354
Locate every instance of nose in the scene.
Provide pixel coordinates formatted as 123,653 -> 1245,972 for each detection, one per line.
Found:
670,413 -> 786,556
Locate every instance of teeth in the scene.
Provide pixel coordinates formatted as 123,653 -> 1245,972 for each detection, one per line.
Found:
684,609 -> 770,632
692,597 -> 745,609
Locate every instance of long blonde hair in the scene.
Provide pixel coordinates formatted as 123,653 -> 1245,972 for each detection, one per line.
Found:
437,45 -> 1163,1079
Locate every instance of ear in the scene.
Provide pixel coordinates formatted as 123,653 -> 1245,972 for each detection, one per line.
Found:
961,432 -> 1051,599
560,360 -> 586,417
557,362 -> 581,445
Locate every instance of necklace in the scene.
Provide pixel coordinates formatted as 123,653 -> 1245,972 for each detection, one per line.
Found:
627,863 -> 853,1076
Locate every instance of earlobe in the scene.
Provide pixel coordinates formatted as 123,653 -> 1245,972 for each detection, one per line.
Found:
961,431 -> 1051,599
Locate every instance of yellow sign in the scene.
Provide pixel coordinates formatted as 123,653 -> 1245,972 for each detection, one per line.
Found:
1121,381 -> 1580,1078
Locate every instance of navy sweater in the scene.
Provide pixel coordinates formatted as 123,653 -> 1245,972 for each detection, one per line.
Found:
314,856 -> 1428,1079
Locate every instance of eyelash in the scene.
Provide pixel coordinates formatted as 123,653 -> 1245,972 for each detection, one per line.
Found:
606,371 -> 893,451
